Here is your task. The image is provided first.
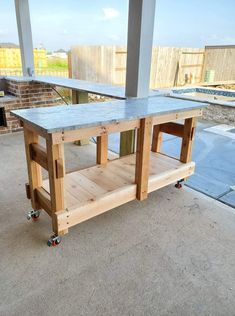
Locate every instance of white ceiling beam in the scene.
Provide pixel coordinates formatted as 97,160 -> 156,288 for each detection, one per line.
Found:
125,0 -> 156,98
14,0 -> 35,76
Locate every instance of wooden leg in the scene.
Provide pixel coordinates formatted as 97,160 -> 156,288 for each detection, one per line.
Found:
97,134 -> 108,165
72,90 -> 90,145
72,90 -> 89,104
46,137 -> 67,235
180,118 -> 197,163
135,117 -> 153,200
23,127 -> 42,210
120,130 -> 136,156
151,125 -> 163,152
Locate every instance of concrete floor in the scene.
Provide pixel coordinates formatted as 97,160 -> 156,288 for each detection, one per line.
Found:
1,132 -> 235,316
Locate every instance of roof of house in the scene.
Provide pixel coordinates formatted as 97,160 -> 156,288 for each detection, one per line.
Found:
0,42 -> 19,48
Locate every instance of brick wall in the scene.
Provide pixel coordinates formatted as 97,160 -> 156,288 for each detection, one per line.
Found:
0,79 -> 62,135
0,96 -> 21,134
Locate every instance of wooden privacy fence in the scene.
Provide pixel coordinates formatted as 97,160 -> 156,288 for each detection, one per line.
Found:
202,45 -> 235,82
69,45 -> 235,88
69,45 -> 205,88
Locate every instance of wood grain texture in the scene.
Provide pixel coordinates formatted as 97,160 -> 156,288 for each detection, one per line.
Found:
120,130 -> 136,157
35,187 -> 51,216
46,136 -> 66,235
159,122 -> 184,138
180,118 -> 197,163
23,127 -> 42,209
135,117 -> 153,200
53,152 -> 195,231
96,134 -> 108,165
70,46 -> 205,88
151,125 -> 162,153
30,143 -> 48,170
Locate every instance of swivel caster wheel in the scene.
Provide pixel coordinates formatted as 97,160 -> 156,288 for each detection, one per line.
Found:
175,180 -> 184,189
27,210 -> 41,221
47,235 -> 62,247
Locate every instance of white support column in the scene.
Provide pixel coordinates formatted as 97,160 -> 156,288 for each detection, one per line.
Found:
14,0 -> 35,76
120,0 -> 156,156
125,0 -> 156,98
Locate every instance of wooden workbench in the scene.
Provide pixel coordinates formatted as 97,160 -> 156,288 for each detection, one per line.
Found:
12,96 -> 206,246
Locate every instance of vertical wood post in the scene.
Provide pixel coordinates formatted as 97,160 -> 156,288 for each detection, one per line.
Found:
23,127 -> 42,209
14,0 -> 35,76
120,0 -> 156,156
151,125 -> 163,153
120,130 -> 135,156
72,90 -> 89,104
97,135 -> 108,165
72,90 -> 90,145
46,137 -> 67,235
180,118 -> 197,163
135,117 -> 153,200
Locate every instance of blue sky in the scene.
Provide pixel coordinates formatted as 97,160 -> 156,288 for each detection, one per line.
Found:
0,0 -> 235,51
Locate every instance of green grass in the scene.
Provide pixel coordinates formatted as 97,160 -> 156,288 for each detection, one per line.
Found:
47,57 -> 68,70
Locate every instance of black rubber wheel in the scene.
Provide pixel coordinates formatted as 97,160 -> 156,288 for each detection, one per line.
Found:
175,183 -> 182,189
47,236 -> 61,247
55,237 -> 61,245
47,239 -> 53,247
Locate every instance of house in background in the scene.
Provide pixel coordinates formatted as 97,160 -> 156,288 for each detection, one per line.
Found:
0,42 -> 47,69
49,49 -> 68,59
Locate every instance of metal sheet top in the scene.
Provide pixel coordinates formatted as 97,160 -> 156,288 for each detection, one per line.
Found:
5,76 -> 161,99
35,76 -> 127,99
11,96 -> 206,134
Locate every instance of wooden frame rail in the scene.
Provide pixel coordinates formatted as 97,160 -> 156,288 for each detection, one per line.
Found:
30,143 -> 48,170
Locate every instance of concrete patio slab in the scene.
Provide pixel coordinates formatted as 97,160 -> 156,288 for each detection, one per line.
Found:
219,191 -> 235,208
1,132 -> 235,315
186,173 -> 230,199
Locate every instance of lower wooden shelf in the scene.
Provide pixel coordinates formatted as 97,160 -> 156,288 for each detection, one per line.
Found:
43,152 -> 195,231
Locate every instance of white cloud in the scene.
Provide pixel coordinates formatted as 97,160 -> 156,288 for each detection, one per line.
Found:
0,28 -> 7,34
107,34 -> 120,41
102,8 -> 120,20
